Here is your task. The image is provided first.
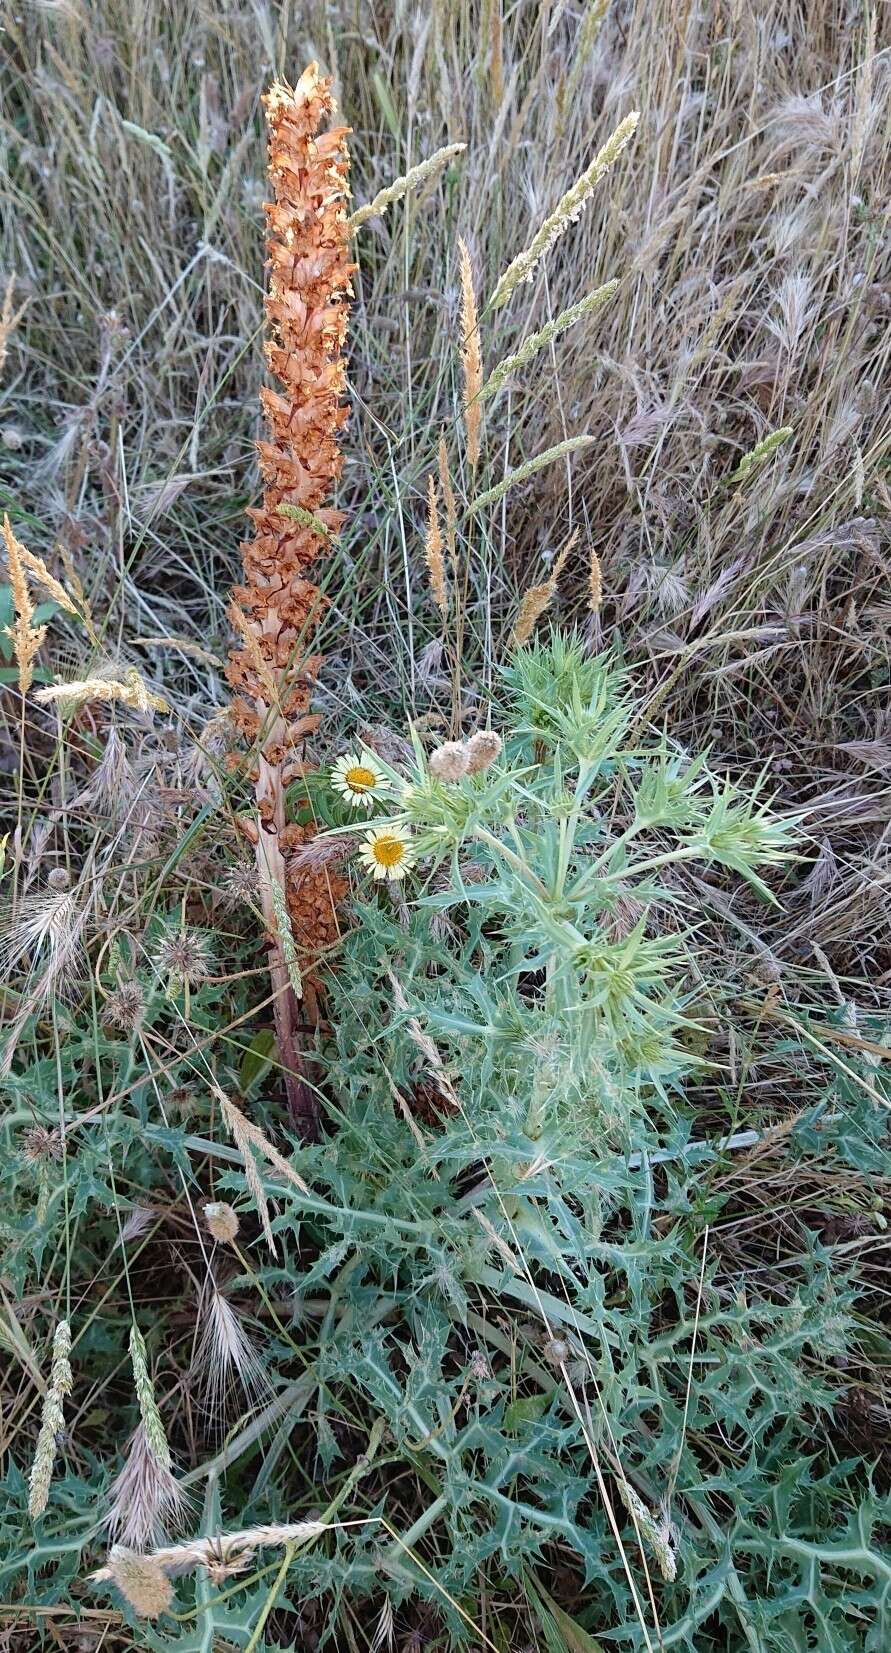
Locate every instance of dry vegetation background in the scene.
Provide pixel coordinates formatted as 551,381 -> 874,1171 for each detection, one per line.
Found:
1,0 -> 890,1648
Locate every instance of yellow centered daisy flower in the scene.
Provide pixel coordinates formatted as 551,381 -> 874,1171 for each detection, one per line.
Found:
331,749 -> 390,810
358,824 -> 413,881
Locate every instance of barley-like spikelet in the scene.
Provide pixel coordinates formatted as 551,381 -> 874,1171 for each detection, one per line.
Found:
3,514 -> 47,694
195,1287 -> 270,1420
489,111 -> 639,307
219,1099 -> 277,1255
616,1478 -> 678,1583
28,1319 -> 72,1519
437,435 -> 458,570
105,1425 -> 190,1551
270,874 -> 302,999
487,0 -> 504,106
728,425 -> 794,483
107,1546 -> 174,1618
458,238 -> 483,469
565,0 -> 610,108
217,1088 -> 309,1256
424,475 -> 447,614
5,528 -> 81,621
470,436 -> 594,514
35,667 -> 169,715
349,143 -> 466,229
512,531 -> 577,649
481,280 -> 618,402
129,1326 -> 171,1472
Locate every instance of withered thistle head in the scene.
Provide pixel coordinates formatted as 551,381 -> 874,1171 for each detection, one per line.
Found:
203,1202 -> 240,1244
107,1546 -> 174,1619
465,730 -> 503,774
428,741 -> 470,783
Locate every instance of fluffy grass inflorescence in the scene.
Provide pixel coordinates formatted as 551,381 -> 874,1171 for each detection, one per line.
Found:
1,6 -> 890,1651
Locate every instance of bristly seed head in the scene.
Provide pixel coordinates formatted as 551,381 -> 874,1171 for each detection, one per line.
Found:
102,980 -> 146,1035
21,1125 -> 63,1164
152,928 -> 213,990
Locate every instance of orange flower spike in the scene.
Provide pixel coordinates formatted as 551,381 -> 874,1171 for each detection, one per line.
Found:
226,64 -> 355,1134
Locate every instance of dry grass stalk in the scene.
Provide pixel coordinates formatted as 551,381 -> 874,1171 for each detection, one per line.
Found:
90,1519 -> 332,1582
588,545 -> 603,613
349,143 -> 466,229
225,64 -> 354,1132
35,667 -> 169,715
437,434 -> 458,571
512,529 -> 579,648
470,435 -> 594,514
216,1088 -> 310,1258
458,238 -> 483,469
28,1318 -> 72,1519
489,111 -> 639,308
3,514 -> 47,694
424,474 -> 447,614
481,280 -> 618,402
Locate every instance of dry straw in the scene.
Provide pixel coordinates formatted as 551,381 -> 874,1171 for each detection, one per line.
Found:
470,436 -> 594,515
28,1319 -> 72,1519
458,237 -> 483,469
349,143 -> 466,229
488,111 -> 639,308
481,280 -> 618,402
